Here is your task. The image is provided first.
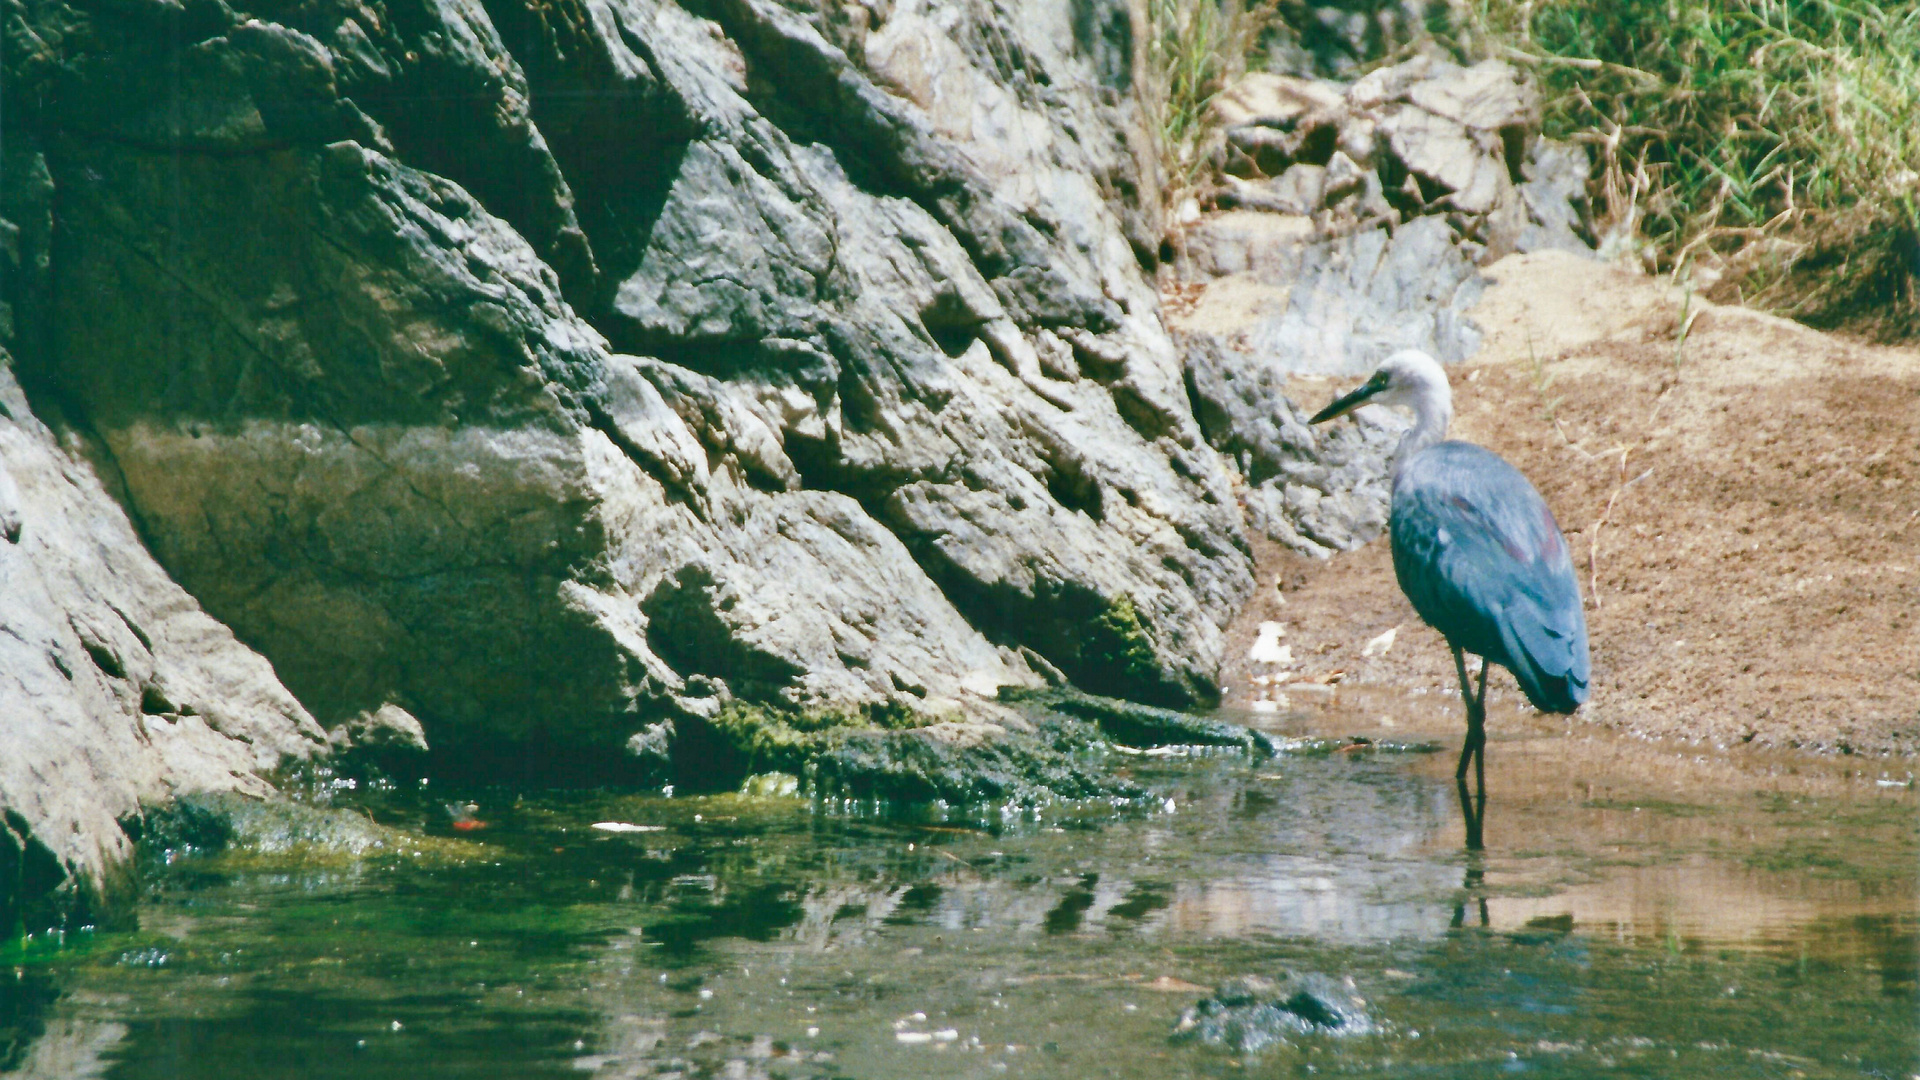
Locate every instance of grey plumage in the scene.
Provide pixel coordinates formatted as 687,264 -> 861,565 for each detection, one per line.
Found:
1312,351 -> 1588,793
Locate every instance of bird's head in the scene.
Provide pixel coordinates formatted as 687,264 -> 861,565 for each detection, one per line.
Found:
1309,350 -> 1452,424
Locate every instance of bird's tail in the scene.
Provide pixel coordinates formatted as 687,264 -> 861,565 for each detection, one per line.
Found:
1497,602 -> 1590,714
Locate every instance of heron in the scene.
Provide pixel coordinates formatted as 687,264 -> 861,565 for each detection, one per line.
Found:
1309,350 -> 1589,796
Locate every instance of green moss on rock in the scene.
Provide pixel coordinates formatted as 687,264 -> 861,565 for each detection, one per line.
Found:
1085,594 -> 1164,699
138,792 -> 471,868
1002,686 -> 1281,756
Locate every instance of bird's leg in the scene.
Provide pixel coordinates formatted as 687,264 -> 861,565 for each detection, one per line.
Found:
1455,776 -> 1486,851
1471,656 -> 1491,795
1451,647 -> 1476,782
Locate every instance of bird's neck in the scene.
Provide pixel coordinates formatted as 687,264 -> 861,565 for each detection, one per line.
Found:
1392,394 -> 1452,479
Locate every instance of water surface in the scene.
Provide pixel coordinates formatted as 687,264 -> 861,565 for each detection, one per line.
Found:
4,698 -> 1913,1079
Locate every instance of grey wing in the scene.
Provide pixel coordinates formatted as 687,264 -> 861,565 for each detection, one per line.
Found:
1390,446 -> 1589,713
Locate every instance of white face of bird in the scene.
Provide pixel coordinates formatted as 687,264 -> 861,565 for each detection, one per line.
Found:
1308,350 -> 1452,423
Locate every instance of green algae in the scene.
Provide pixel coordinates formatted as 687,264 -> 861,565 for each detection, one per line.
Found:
700,700 -> 1141,806
138,791 -> 480,871
1004,684 -> 1282,754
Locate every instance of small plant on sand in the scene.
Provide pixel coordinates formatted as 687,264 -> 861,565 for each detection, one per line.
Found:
1460,0 -> 1920,339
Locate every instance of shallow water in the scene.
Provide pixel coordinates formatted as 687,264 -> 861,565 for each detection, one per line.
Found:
4,702 -> 1914,1079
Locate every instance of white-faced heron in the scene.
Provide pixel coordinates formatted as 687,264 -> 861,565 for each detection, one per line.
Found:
1310,350 -> 1589,794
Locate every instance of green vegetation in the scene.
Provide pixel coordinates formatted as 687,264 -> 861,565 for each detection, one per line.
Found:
1085,593 -> 1165,698
1466,0 -> 1920,338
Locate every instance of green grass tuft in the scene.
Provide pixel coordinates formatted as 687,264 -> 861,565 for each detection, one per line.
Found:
1462,0 -> 1920,338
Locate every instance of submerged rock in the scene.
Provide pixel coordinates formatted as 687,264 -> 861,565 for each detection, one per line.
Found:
137,791 -> 466,863
1172,973 -> 1377,1052
1004,686 -> 1282,756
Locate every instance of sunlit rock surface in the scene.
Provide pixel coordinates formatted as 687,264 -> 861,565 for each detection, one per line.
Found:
0,0 -> 1600,922
1,0 -> 1253,790
0,357 -> 328,934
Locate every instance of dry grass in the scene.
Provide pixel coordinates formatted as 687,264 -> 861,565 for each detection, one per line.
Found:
1142,0 -> 1282,203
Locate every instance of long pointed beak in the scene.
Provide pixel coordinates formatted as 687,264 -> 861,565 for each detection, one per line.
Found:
1310,380 -> 1383,423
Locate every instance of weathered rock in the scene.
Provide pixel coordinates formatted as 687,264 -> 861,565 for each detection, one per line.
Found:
1213,73 -> 1347,131
1173,212 -> 1490,375
0,355 -> 327,936
328,703 -> 431,755
1170,56 -> 1592,390
1,0 -> 1255,822
1182,334 -> 1400,555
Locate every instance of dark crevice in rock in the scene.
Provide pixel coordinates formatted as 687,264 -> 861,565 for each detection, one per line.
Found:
476,0 -> 703,322
139,684 -> 177,716
1042,457 -> 1105,522
641,565 -> 806,701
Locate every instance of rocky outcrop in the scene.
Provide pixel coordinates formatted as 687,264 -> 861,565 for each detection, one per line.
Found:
0,354 -> 328,936
0,0 -> 1253,807
0,0 -> 1601,926
1166,55 -> 1594,556
1172,57 -> 1592,377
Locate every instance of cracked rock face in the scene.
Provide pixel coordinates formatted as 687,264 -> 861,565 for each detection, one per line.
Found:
1,0 -> 1254,789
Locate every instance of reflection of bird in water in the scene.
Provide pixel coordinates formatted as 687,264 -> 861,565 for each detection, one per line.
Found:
1312,351 -> 1589,797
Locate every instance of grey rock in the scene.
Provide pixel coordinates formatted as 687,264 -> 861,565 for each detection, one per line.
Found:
1172,56 -> 1587,386
1183,334 -> 1400,555
328,703 -> 431,755
1172,973 -> 1377,1052
1213,73 -> 1347,131
1177,213 -> 1487,375
1516,139 -> 1597,254
2,0 -> 1257,825
1220,165 -> 1328,216
0,355 -> 327,935
1378,101 -> 1511,215
1321,151 -> 1368,207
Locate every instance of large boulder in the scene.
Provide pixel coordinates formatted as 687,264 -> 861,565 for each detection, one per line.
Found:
1,0 -> 1254,806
